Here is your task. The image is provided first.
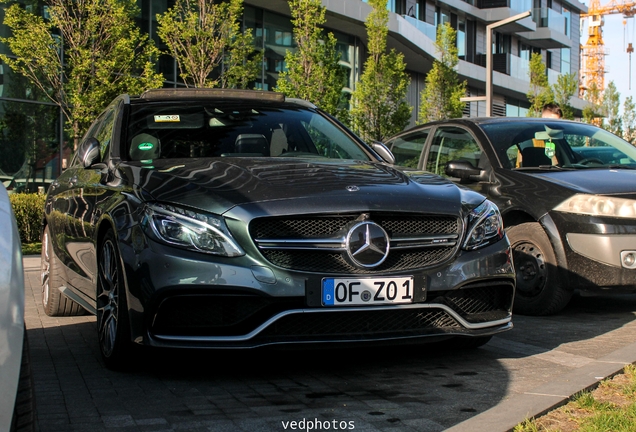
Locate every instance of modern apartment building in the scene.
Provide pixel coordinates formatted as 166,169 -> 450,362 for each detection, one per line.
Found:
0,0 -> 587,190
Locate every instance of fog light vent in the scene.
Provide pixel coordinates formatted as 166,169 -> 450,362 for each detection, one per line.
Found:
620,251 -> 636,269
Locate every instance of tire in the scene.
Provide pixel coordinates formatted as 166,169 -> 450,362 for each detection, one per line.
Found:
97,229 -> 133,370
507,222 -> 572,316
10,328 -> 36,432
41,225 -> 85,316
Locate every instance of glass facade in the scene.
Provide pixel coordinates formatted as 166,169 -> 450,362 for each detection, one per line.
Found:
0,1 -> 360,189
0,0 -> 67,191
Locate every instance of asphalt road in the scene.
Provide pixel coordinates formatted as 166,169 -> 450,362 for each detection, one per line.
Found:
22,256 -> 636,432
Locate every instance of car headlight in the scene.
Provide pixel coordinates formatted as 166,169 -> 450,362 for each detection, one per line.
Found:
463,200 -> 504,250
554,194 -> 636,218
142,203 -> 245,256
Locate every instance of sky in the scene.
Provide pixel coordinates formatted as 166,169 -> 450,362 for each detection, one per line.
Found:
583,12 -> 636,106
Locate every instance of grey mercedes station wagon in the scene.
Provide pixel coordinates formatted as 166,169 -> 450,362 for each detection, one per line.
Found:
41,89 -> 514,369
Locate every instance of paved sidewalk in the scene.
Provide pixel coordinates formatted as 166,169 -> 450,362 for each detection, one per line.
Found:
22,255 -> 636,431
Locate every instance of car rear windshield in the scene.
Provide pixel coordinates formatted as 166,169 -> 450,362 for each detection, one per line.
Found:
125,102 -> 371,162
481,121 -> 636,170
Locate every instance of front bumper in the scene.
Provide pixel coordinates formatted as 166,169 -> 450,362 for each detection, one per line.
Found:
550,211 -> 636,290
121,232 -> 515,349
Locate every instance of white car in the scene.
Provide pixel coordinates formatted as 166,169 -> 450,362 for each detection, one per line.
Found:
0,183 -> 35,431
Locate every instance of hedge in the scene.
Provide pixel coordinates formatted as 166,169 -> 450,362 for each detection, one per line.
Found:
9,193 -> 46,244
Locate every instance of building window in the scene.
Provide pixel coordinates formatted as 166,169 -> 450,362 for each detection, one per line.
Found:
562,7 -> 570,36
435,8 -> 450,27
494,32 -> 511,54
561,47 -> 571,74
457,18 -> 466,59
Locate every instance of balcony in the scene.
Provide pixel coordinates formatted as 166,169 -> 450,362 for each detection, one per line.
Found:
516,8 -> 572,48
477,53 -> 562,85
510,55 -> 529,81
477,0 -> 531,13
475,53 -> 511,75
402,15 -> 437,41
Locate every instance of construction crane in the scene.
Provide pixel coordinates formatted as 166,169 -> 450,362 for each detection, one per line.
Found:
580,0 -> 636,102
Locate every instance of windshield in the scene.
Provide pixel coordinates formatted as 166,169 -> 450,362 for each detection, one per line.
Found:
481,121 -> 636,170
125,102 -> 370,162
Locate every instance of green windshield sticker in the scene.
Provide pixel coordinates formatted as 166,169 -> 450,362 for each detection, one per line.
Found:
545,141 -> 556,158
138,142 -> 154,151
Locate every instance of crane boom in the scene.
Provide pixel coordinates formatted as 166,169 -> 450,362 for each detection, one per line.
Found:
580,0 -> 636,102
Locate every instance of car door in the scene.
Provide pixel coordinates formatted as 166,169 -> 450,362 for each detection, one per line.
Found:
64,104 -> 118,301
47,114 -> 105,277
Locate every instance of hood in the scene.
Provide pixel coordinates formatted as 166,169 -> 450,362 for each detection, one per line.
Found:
530,169 -> 636,197
120,158 -> 471,216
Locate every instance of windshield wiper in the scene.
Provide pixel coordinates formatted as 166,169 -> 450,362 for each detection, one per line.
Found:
514,165 -> 572,171
605,164 -> 636,170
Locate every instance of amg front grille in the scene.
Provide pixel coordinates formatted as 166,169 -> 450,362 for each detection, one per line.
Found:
250,214 -> 459,238
261,247 -> 455,274
250,213 -> 461,274
259,308 -> 462,339
432,282 -> 515,323
149,284 -> 512,339
151,295 -> 304,336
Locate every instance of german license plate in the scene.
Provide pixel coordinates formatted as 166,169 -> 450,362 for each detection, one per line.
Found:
322,277 -> 414,306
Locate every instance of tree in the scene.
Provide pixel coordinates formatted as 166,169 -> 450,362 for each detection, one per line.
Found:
527,52 -> 553,117
551,72 -> 578,120
623,96 -> 636,144
1,0 -> 164,149
350,0 -> 411,142
601,81 -> 622,136
157,0 -> 258,89
274,0 -> 345,117
582,82 -> 603,125
417,23 -> 466,123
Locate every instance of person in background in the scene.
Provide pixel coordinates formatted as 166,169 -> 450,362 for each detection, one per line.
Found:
542,103 -> 563,119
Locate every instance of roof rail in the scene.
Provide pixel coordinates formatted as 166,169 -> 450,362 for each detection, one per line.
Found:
140,88 -> 285,102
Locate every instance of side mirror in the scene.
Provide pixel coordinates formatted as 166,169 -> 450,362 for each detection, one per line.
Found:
445,160 -> 487,182
77,137 -> 101,168
371,141 -> 396,165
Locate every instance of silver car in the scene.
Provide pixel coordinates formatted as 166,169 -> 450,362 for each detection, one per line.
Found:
0,184 -> 35,431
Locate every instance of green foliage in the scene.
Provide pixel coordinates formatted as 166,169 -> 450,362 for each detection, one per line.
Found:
552,72 -> 578,120
9,193 -> 46,244
623,96 -> 636,144
417,23 -> 466,123
602,81 -> 622,136
349,0 -> 411,141
527,52 -> 553,117
582,81 -> 603,124
156,0 -> 258,89
22,242 -> 42,255
512,418 -> 540,432
1,0 -> 164,148
275,0 -> 345,117
515,365 -> 636,432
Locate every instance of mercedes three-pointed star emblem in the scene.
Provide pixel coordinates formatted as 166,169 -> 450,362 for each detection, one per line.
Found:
345,221 -> 390,268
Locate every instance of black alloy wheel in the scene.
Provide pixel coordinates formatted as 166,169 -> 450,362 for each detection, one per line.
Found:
97,229 -> 132,370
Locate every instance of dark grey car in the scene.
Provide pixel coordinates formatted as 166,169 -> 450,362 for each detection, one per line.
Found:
387,117 -> 636,316
41,89 -> 514,369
